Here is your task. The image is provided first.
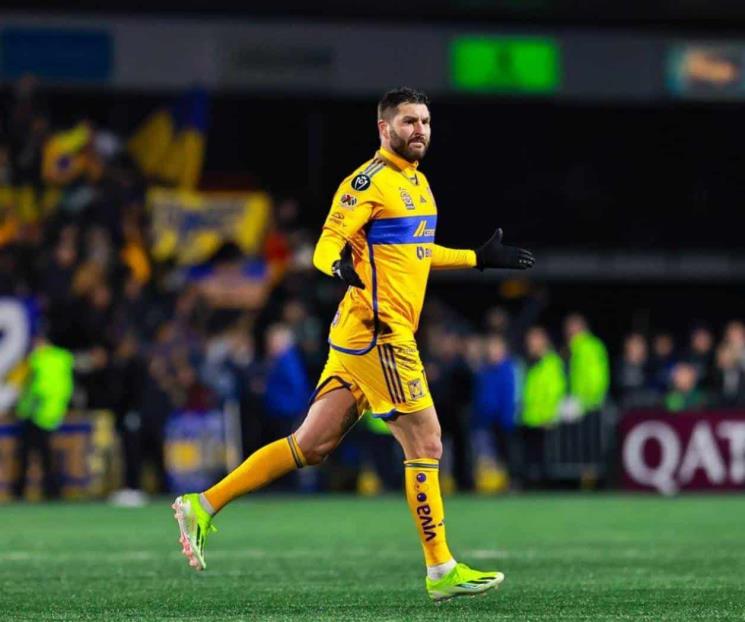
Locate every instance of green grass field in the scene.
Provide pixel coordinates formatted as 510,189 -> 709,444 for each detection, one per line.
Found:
2,495 -> 744,621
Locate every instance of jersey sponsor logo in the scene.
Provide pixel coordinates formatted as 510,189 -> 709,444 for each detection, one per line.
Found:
339,193 -> 358,208
413,219 -> 436,238
408,378 -> 425,399
399,188 -> 415,210
416,246 -> 432,260
416,503 -> 437,541
351,174 -> 371,191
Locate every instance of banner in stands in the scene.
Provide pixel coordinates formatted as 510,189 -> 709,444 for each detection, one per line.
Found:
164,411 -> 226,493
0,411 -> 116,500
148,188 -> 270,265
0,297 -> 35,415
620,410 -> 745,493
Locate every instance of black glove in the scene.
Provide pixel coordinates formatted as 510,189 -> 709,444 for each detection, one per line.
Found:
332,244 -> 365,289
475,228 -> 535,271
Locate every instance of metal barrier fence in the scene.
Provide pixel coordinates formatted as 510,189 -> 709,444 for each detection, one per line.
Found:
543,408 -> 618,484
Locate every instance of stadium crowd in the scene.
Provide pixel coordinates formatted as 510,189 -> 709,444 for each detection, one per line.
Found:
2,79 -> 745,499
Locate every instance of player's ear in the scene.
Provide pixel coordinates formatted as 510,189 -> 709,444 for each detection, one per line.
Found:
377,118 -> 388,140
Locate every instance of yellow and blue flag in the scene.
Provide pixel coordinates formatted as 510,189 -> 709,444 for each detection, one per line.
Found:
128,88 -> 209,189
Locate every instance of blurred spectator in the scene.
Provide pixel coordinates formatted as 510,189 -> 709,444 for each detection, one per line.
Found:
564,313 -> 609,416
281,298 -> 324,382
74,281 -> 117,409
13,333 -> 74,500
471,332 -> 518,493
650,332 -> 677,393
483,288 -> 548,355
425,326 -> 473,491
712,343 -> 745,408
238,334 -> 269,455
41,226 -> 79,333
119,205 -> 151,285
614,332 -> 658,408
521,327 -> 566,485
112,272 -> 160,341
262,324 -> 310,441
191,242 -> 271,334
107,330 -> 147,506
723,320 -> 745,369
264,197 -> 302,285
686,324 -> 715,390
200,327 -> 264,454
665,362 -> 706,412
137,356 -> 173,493
483,307 -> 510,336
522,326 -> 566,427
202,329 -> 256,406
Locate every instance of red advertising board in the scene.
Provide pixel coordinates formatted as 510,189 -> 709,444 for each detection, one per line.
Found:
620,410 -> 745,493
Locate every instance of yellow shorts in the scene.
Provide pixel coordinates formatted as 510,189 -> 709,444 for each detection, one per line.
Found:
310,341 -> 433,419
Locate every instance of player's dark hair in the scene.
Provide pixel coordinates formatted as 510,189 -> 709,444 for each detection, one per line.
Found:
377,87 -> 430,120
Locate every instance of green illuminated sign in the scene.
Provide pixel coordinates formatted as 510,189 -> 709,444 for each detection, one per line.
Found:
451,36 -> 560,94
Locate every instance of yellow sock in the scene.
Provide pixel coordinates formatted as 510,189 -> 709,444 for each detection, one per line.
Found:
203,435 -> 306,513
404,458 -> 454,566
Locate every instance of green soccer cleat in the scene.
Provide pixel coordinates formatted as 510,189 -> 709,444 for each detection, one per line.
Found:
172,493 -> 216,571
426,562 -> 505,602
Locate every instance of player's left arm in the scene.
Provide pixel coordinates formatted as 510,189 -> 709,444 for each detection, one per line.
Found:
431,229 -> 534,271
430,245 -> 477,270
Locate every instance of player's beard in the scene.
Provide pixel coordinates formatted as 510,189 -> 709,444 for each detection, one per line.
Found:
389,127 -> 429,162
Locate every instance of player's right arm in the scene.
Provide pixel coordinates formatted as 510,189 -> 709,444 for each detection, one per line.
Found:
312,176 -> 381,286
312,229 -> 348,277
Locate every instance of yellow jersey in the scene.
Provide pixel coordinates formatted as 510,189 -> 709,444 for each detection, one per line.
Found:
314,147 -> 475,355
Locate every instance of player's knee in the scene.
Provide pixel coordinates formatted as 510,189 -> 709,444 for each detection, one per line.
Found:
302,448 -> 327,466
300,438 -> 336,466
417,436 -> 443,460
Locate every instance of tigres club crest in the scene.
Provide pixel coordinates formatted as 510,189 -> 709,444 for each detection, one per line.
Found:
400,188 -> 415,210
408,378 -> 425,399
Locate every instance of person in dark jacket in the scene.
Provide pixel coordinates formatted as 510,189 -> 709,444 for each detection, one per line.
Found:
262,324 -> 310,441
686,324 -> 716,392
650,332 -> 677,394
712,343 -> 745,408
425,326 -> 473,491
614,332 -> 659,409
471,333 -> 518,492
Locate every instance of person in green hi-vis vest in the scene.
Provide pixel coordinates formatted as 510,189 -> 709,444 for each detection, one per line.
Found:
13,335 -> 75,500
520,327 -> 566,486
564,313 -> 609,415
522,328 -> 566,428
562,314 -> 609,471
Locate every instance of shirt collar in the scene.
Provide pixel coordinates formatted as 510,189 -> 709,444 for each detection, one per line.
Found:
378,146 -> 419,172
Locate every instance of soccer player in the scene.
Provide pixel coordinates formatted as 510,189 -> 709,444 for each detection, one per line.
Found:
173,87 -> 535,602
